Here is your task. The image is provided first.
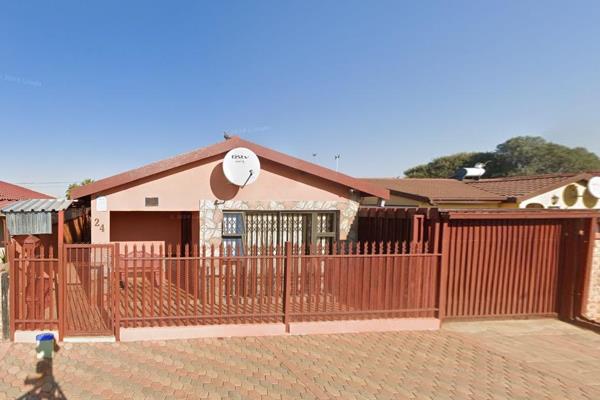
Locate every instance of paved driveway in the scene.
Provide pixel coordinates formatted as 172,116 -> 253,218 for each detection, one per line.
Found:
0,320 -> 598,399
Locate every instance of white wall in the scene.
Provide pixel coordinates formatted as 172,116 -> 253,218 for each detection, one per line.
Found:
520,181 -> 600,209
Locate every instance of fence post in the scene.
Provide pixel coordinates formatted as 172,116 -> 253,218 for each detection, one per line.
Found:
113,243 -> 121,341
57,210 -> 65,342
8,241 -> 15,341
575,217 -> 597,320
283,241 -> 292,332
437,220 -> 450,321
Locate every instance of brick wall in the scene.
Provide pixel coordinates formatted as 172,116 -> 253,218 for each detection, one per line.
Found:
585,237 -> 600,322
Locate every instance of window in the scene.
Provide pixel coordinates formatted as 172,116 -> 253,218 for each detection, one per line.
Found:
315,212 -> 337,250
222,212 -> 245,255
222,211 -> 338,255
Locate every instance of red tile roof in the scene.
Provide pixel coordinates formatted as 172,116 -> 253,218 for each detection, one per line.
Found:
364,172 -> 600,204
466,172 -> 599,200
71,136 -> 390,200
363,178 -> 506,204
0,181 -> 53,209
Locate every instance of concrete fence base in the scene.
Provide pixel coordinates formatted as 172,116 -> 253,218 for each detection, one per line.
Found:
113,318 -> 440,343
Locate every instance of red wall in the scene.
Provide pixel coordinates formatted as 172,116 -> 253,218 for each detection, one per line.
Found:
110,211 -> 198,247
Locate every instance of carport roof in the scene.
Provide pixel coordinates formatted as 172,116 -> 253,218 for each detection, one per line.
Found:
1,198 -> 73,213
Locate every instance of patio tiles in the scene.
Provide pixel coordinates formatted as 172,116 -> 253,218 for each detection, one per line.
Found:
0,320 -> 598,399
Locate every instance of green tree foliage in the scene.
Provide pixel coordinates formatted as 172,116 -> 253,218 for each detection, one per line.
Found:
403,152 -> 494,178
66,178 -> 94,199
404,136 -> 600,178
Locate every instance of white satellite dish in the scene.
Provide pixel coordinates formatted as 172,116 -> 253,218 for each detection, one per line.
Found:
588,176 -> 600,198
222,147 -> 261,187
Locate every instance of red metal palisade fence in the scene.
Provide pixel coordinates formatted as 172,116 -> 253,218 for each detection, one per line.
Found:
9,244 -> 60,335
8,209 -> 598,340
116,241 -> 440,330
9,239 -> 441,339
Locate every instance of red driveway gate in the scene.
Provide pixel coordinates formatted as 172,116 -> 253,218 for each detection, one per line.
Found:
439,211 -> 598,322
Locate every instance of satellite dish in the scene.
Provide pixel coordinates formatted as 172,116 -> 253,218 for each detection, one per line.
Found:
222,147 -> 261,187
588,176 -> 600,198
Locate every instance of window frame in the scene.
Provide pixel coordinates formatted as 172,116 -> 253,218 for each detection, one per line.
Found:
221,211 -> 246,255
221,210 -> 339,251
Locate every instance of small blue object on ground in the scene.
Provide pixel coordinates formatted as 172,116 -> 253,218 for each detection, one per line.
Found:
36,333 -> 54,342
36,332 -> 55,359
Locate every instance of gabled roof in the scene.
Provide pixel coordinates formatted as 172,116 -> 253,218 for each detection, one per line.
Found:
466,172 -> 600,201
363,178 -> 505,204
0,181 -> 53,209
71,136 -> 389,200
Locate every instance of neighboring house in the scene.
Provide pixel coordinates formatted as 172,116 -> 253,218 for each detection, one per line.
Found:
70,136 -> 389,252
361,178 -> 506,208
0,181 -> 53,256
362,172 -> 600,210
468,172 -> 600,209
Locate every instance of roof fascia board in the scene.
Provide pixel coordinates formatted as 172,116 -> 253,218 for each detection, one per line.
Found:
235,138 -> 389,199
433,199 -> 505,204
388,190 -> 433,204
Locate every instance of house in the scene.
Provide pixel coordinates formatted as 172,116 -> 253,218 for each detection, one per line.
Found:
468,172 -> 600,209
361,178 -> 506,208
70,136 -> 389,253
362,172 -> 600,210
5,138 -> 599,341
0,181 -> 53,258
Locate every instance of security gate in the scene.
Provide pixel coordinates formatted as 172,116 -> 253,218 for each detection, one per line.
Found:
63,245 -> 115,336
440,213 -> 597,322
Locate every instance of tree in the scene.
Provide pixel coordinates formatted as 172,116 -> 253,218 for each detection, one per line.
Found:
404,152 -> 494,178
493,137 -> 600,176
66,179 -> 94,199
404,136 -> 600,178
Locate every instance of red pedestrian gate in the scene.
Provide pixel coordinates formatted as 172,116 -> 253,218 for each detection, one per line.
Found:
62,245 -> 115,336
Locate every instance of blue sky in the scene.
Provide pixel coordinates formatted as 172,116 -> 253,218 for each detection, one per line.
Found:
2,1 -> 600,197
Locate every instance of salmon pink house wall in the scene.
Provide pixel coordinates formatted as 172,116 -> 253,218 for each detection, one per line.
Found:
75,137 -> 389,248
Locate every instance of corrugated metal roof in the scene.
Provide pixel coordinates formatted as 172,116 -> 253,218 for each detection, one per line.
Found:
1,198 -> 73,213
0,199 -> 17,209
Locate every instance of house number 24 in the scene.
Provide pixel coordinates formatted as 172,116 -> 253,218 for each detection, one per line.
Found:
94,218 -> 105,232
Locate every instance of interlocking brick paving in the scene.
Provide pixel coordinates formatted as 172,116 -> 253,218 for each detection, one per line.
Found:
0,320 -> 599,399
444,319 -> 600,393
